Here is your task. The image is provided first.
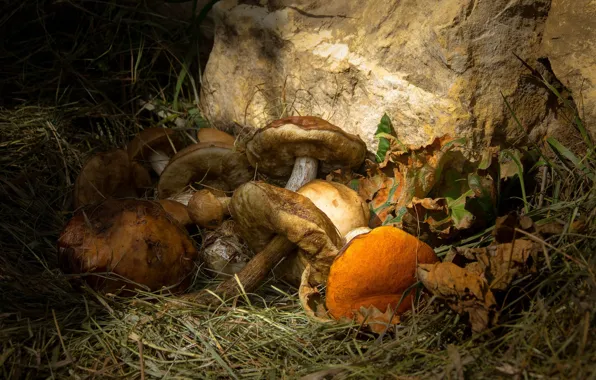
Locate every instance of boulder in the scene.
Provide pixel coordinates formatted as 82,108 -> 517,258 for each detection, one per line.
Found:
199,0 -> 554,153
542,0 -> 596,142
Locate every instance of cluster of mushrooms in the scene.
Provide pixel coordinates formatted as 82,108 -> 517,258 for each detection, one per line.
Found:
57,116 -> 439,329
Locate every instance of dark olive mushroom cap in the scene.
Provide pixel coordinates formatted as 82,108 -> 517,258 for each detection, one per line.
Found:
245,116 -> 367,178
73,149 -> 139,209
157,141 -> 253,199
127,127 -> 181,164
230,181 -> 342,284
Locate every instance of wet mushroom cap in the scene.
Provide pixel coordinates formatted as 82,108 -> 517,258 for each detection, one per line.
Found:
73,149 -> 139,209
230,181 -> 342,285
297,179 -> 370,238
325,226 -> 439,320
157,141 -> 253,199
245,116 -> 367,178
57,199 -> 199,294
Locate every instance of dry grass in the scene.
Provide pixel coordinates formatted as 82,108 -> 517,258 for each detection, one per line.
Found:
1,1 -> 595,379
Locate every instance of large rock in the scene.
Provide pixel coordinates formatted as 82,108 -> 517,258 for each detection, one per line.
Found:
199,0 -> 553,152
542,0 -> 596,141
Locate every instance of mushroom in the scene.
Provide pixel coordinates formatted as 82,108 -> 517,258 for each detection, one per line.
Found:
175,181 -> 342,303
325,226 -> 439,323
157,141 -> 253,204
296,179 -> 370,241
245,116 -> 367,191
73,149 -> 149,209
58,199 -> 200,295
197,128 -> 236,146
187,189 -> 231,229
158,199 -> 192,227
127,127 -> 182,176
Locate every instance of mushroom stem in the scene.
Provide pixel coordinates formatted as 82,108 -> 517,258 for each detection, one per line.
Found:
177,235 -> 296,305
149,150 -> 171,176
285,156 -> 318,191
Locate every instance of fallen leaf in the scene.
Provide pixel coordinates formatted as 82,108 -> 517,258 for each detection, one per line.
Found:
451,239 -> 539,291
493,211 -> 535,243
298,265 -> 333,323
351,304 -> 401,334
417,262 -> 498,333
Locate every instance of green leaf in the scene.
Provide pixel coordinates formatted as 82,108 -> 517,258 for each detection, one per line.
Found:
374,113 -> 393,163
446,189 -> 475,229
499,149 -> 529,213
546,137 -> 595,181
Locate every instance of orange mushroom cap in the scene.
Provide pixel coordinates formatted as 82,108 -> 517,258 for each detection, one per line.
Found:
325,225 -> 439,320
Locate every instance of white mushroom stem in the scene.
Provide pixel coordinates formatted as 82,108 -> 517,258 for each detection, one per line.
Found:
285,156 -> 319,192
149,150 -> 171,176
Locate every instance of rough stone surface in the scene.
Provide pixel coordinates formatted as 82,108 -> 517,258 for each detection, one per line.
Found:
199,0 -> 554,152
541,0 -> 596,140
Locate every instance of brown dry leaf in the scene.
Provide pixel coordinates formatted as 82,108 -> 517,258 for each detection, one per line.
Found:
298,264 -> 333,323
493,212 -> 535,243
324,168 -> 362,185
535,218 -> 587,236
351,305 -> 401,334
452,239 -> 539,291
404,197 -> 455,238
352,166 -> 405,227
417,262 -> 498,333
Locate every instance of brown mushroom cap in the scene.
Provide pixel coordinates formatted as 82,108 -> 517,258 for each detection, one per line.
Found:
296,180 -> 370,238
325,226 -> 439,321
73,149 -> 140,209
127,127 -> 181,165
57,199 -> 199,294
231,181 -> 342,285
245,116 -> 367,178
158,199 -> 192,226
157,141 -> 253,199
187,189 -> 231,229
197,128 -> 236,146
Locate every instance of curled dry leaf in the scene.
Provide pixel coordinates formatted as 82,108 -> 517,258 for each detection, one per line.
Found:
298,264 -> 333,324
417,262 -> 498,333
446,239 -> 539,291
352,305 -> 401,334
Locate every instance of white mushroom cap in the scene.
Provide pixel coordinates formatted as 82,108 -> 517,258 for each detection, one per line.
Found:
296,179 -> 370,238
